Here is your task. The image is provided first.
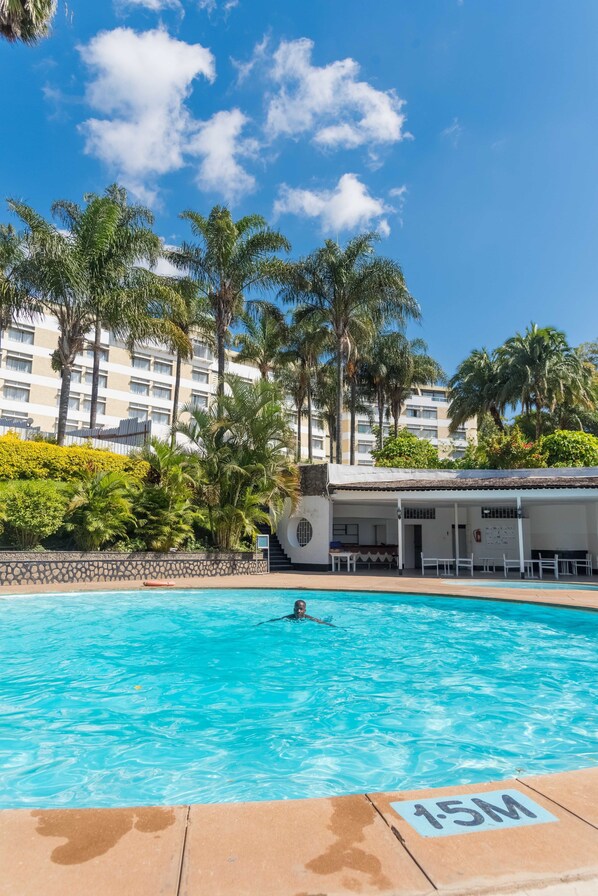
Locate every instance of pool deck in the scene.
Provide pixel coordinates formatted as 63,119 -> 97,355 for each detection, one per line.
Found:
2,570 -> 598,896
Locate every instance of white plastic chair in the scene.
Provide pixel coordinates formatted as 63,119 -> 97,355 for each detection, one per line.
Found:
538,554 -> 559,580
421,553 -> 439,576
571,554 -> 593,576
456,553 -> 474,576
503,555 -> 520,577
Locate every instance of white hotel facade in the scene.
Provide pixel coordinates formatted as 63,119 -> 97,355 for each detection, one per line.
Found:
0,315 -> 474,460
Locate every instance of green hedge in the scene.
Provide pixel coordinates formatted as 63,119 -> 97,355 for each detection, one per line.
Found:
0,434 -> 150,483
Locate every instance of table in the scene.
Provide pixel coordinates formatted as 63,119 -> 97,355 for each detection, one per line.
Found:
437,558 -> 455,575
329,552 -> 357,572
481,557 -> 497,573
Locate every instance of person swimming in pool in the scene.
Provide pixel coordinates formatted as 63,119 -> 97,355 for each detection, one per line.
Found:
257,599 -> 335,626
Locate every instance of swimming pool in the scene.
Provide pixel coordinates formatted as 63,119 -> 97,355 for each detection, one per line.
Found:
1,588 -> 597,809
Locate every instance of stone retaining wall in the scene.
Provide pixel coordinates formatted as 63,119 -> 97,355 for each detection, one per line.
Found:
0,551 -> 267,586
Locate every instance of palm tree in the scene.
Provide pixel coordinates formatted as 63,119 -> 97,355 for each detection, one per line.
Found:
275,360 -> 310,461
0,223 -> 38,359
385,336 -> 444,436
0,0 -> 56,44
283,234 -> 419,463
313,362 -> 342,463
9,198 -> 187,444
176,376 -> 298,550
448,348 -> 506,433
169,206 -> 290,399
232,303 -> 288,380
65,471 -> 138,551
280,314 -> 329,462
52,185 -> 164,429
497,323 -> 594,439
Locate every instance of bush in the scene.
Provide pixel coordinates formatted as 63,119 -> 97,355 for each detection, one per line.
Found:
0,434 -> 149,483
64,471 -> 138,551
372,430 -> 440,468
539,430 -> 598,467
0,481 -> 68,549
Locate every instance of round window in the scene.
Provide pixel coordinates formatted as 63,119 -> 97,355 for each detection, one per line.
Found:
296,518 -> 313,547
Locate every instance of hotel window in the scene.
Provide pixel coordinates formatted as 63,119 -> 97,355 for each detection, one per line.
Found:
421,389 -> 446,403
7,326 -> 34,345
154,359 -> 173,376
152,409 -> 171,426
5,353 -> 32,373
132,355 -> 151,371
68,395 -> 80,411
1,410 -> 28,421
81,371 -> 108,389
312,416 -> 323,429
357,422 -> 371,434
312,437 -> 324,451
357,459 -> 373,466
193,341 -> 212,361
191,392 -> 209,409
71,368 -> 82,384
82,397 -> 106,415
192,368 -> 209,384
152,384 -> 172,401
3,382 -> 30,402
84,345 -> 109,362
128,404 -> 148,421
130,380 -> 150,396
357,441 -> 371,454
405,508 -> 436,520
407,407 -> 437,420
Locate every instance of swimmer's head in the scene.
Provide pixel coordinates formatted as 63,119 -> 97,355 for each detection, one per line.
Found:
293,599 -> 306,618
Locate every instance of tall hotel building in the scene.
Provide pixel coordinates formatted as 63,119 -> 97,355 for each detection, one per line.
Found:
0,316 -> 475,461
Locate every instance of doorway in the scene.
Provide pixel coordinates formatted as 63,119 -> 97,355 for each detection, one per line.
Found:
405,524 -> 422,570
451,524 -> 467,559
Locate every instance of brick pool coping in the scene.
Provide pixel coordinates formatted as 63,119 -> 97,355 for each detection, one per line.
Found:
2,571 -> 598,896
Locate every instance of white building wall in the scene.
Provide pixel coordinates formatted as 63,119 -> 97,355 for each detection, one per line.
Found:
527,504 -> 589,553
277,496 -> 332,567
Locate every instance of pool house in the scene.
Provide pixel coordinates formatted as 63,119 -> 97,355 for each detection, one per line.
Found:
276,464 -> 598,576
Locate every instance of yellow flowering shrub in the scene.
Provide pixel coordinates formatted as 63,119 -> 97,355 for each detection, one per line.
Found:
0,434 -> 149,483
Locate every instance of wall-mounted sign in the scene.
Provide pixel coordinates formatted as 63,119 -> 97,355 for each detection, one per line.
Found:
390,788 -> 558,838
256,535 -> 269,550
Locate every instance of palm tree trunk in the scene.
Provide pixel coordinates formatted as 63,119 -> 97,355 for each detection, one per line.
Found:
171,351 -> 182,447
535,404 -> 542,440
217,330 -> 226,399
296,401 -> 302,462
378,388 -> 384,451
88,315 -> 102,429
335,343 -> 343,464
350,377 -> 356,465
490,405 -> 504,431
307,385 -> 313,463
329,417 -> 334,462
57,364 -> 73,446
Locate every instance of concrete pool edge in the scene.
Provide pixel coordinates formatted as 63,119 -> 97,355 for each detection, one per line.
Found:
3,571 -> 598,896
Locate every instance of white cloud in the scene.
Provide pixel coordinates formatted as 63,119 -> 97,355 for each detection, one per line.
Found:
231,33 -> 269,85
116,0 -> 182,10
78,27 -> 215,202
199,0 -> 239,14
265,38 -> 408,151
189,108 -> 256,201
274,173 -> 393,236
441,117 -> 463,147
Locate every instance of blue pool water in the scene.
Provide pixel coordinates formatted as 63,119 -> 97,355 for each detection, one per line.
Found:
1,588 -> 597,809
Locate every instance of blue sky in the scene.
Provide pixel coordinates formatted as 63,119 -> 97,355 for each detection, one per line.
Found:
1,0 -> 598,374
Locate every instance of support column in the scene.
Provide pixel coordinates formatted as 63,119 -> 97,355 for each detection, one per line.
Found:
397,498 -> 403,575
517,495 -> 525,579
454,502 -> 459,573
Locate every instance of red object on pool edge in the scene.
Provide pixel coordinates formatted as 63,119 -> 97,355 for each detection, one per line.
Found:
143,581 -> 176,587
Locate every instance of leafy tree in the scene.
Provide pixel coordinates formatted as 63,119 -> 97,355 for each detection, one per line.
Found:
371,429 -> 440,468
233,304 -> 288,379
448,348 -> 506,432
0,223 -> 39,357
283,233 -> 419,462
466,424 -> 546,470
64,471 -> 138,551
0,480 -> 67,548
539,430 -> 598,467
498,323 -> 594,439
9,197 -> 187,444
169,206 -> 290,398
0,0 -> 56,43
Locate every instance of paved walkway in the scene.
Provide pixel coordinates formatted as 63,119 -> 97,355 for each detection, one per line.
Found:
2,571 -> 598,895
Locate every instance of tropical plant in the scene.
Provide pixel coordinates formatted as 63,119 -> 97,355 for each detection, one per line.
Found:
64,471 -> 138,551
371,429 -> 440,468
0,223 -> 39,356
169,206 -> 290,398
176,376 -> 298,550
465,423 -> 546,470
448,348 -> 506,433
283,313 -> 331,462
497,324 -> 594,439
0,432 -> 149,481
134,439 -> 198,551
9,195 -> 188,443
0,480 -> 67,548
0,0 -> 56,43
283,234 -> 419,462
539,430 -> 598,467
233,304 -> 288,380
